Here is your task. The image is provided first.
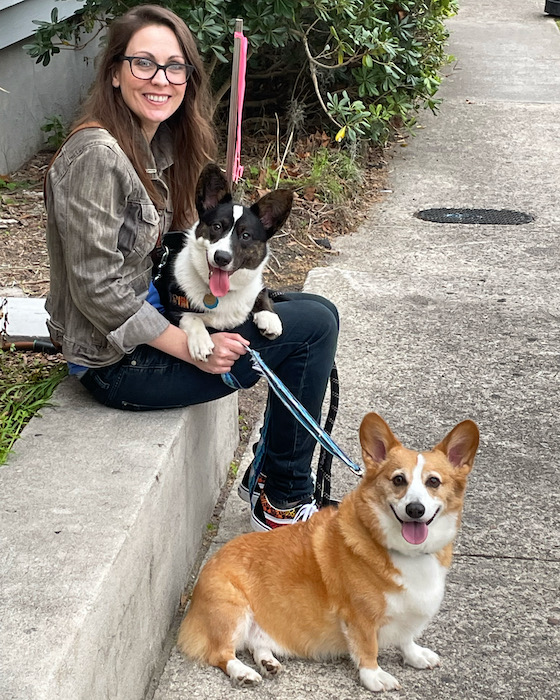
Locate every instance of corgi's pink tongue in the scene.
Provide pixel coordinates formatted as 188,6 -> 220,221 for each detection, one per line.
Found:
209,267 -> 230,297
402,521 -> 428,545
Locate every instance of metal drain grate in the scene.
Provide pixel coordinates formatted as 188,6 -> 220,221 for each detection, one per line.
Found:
415,208 -> 534,225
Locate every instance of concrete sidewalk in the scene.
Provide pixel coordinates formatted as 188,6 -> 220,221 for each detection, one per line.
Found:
151,1 -> 560,698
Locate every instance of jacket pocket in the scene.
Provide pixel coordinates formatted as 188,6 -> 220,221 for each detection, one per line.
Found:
119,200 -> 160,262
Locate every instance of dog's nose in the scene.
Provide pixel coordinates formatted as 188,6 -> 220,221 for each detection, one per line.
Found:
405,502 -> 425,520
213,250 -> 232,267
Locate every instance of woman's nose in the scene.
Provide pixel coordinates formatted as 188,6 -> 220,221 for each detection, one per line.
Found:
151,67 -> 169,86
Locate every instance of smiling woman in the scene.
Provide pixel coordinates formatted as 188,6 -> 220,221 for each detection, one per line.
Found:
42,4 -> 341,530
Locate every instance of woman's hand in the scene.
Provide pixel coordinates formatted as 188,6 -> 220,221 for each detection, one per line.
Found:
191,332 -> 250,374
148,324 -> 249,374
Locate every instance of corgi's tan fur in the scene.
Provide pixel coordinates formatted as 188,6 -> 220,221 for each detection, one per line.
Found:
177,413 -> 479,692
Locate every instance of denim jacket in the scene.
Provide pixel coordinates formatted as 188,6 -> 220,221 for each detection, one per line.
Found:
45,126 -> 175,367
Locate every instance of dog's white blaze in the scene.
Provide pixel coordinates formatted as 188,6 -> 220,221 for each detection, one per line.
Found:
208,234 -> 233,265
232,204 -> 244,223
207,204 -> 245,268
403,454 -> 441,520
406,454 -> 427,504
223,204 -> 244,239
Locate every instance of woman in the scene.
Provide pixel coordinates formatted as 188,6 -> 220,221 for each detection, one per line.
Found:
45,5 -> 339,531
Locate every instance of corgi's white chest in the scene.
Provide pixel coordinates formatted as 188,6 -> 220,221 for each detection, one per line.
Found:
379,553 -> 447,648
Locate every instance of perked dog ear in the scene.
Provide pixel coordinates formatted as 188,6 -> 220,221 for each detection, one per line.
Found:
359,413 -> 401,470
196,163 -> 232,215
250,189 -> 294,239
434,420 -> 479,473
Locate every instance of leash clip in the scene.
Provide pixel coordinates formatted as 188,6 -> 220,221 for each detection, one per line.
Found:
153,244 -> 169,284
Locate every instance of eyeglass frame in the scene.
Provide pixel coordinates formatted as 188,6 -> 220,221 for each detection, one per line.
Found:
119,55 -> 195,85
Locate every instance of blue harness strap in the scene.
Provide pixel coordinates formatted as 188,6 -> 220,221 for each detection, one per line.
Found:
222,348 -> 363,485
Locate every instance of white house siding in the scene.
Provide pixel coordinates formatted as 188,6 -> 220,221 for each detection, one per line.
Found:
0,0 -> 99,172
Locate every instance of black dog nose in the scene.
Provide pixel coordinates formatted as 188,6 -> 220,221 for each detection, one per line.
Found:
214,250 -> 232,267
405,502 -> 425,519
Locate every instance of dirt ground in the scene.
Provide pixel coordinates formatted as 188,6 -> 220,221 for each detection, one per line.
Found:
0,137 -> 390,471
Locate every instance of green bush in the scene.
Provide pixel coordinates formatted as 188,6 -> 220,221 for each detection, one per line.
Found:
24,1 -> 457,145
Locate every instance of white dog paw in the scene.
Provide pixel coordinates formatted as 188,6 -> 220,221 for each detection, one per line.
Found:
360,667 -> 401,692
258,656 -> 284,678
403,643 -> 440,669
187,330 -> 214,361
180,316 -> 214,361
226,659 -> 262,687
253,310 -> 282,340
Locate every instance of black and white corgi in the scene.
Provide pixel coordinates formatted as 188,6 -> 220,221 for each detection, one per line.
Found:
156,164 -> 293,361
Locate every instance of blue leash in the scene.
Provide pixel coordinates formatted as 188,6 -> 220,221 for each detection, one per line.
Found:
222,348 -> 363,480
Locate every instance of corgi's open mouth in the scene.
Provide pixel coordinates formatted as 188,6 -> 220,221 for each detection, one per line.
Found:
208,265 -> 233,297
390,506 -> 440,545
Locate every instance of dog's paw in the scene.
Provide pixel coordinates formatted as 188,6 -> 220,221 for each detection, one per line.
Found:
179,316 -> 214,361
187,330 -> 215,362
226,659 -> 262,687
403,643 -> 440,669
359,667 -> 401,693
253,310 -> 282,340
255,655 -> 283,679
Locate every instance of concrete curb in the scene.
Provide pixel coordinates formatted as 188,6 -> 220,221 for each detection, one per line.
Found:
0,378 -> 238,700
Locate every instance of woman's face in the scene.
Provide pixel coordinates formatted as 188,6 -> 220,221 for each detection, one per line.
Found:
112,24 -> 188,141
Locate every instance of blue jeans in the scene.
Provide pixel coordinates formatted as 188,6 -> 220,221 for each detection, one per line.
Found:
80,292 -> 339,505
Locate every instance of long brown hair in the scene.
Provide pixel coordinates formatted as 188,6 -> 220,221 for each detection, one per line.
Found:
76,4 -> 216,227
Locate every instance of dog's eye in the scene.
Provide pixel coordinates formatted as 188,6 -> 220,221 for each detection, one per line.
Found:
426,476 -> 441,488
240,231 -> 251,240
212,223 -> 222,232
392,474 -> 407,487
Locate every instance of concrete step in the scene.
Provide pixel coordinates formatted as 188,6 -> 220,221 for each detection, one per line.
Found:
0,291 -> 49,341
0,377 -> 238,700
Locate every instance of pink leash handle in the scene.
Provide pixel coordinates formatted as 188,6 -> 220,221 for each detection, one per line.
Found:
232,31 -> 248,183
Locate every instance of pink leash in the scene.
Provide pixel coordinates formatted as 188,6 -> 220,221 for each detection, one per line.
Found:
232,30 -> 248,183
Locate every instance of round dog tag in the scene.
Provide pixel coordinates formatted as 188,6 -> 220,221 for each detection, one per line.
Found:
203,294 -> 219,309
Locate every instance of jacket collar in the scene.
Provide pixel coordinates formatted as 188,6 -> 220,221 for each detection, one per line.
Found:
146,124 -> 174,176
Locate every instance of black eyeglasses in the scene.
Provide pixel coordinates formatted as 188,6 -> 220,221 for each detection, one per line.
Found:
120,56 -> 194,85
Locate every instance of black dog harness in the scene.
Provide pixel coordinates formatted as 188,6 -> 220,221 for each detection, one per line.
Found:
152,231 -> 206,320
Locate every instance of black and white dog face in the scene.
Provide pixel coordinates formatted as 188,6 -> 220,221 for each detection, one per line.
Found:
193,164 -> 293,298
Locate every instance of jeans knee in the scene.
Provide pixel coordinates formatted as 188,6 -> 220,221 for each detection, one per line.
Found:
310,300 -> 339,347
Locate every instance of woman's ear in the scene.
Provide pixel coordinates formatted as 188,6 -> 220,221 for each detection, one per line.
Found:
112,71 -> 120,88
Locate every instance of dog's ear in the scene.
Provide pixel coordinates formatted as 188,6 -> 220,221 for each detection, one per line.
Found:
433,420 -> 479,473
196,164 -> 231,215
359,413 -> 401,470
250,189 -> 293,239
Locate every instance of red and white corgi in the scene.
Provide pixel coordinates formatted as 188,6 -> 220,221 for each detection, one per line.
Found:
177,413 -> 479,692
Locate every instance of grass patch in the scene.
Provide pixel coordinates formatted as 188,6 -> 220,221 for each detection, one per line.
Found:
0,349 -> 67,465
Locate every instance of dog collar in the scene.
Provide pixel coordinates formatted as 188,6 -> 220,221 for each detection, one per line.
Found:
168,293 -> 204,315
